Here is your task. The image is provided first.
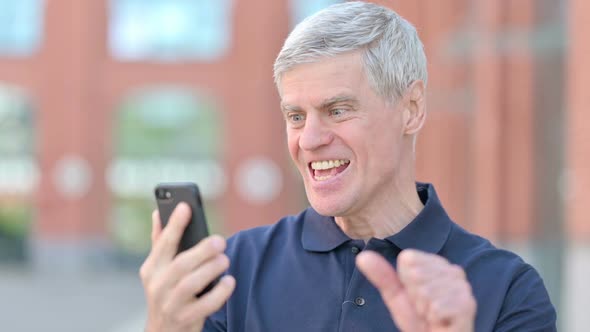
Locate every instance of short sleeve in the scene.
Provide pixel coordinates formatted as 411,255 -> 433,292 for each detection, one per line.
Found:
494,266 -> 557,331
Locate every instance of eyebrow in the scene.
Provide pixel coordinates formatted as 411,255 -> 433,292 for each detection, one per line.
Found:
280,103 -> 301,113
318,94 -> 359,109
281,94 -> 359,113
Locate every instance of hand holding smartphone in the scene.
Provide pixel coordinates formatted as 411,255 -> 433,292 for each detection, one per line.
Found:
154,182 -> 219,296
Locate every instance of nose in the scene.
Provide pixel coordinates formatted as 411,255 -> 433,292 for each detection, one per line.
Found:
298,114 -> 333,151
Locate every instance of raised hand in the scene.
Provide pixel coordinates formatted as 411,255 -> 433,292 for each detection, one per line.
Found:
140,202 -> 236,332
356,249 -> 476,332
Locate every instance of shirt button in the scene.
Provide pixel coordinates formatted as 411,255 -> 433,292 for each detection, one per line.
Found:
355,297 -> 366,306
351,246 -> 360,254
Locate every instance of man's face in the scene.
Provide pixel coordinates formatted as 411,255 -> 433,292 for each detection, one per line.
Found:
279,52 -> 408,217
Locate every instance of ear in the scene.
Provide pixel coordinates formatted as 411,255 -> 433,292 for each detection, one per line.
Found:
402,80 -> 426,135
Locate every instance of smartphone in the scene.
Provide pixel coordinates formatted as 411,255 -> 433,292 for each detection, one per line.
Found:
154,182 -> 218,295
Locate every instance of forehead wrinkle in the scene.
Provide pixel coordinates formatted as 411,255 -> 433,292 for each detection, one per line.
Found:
281,93 -> 359,113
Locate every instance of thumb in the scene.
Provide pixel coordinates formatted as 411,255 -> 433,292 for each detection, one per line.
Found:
356,251 -> 425,332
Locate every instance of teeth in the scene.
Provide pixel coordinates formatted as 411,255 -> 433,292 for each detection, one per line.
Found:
311,159 -> 350,170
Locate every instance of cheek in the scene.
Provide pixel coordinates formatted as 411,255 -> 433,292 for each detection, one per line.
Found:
286,131 -> 300,162
357,129 -> 400,172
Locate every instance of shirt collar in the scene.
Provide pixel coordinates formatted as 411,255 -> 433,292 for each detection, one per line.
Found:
385,182 -> 452,254
302,209 -> 351,252
301,182 -> 452,254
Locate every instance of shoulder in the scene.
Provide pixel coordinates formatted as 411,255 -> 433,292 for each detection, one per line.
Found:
445,223 -> 544,289
444,222 -> 550,298
444,223 -> 556,330
444,222 -> 526,269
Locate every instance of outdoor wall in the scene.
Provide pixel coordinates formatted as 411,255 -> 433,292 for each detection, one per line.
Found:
0,0 -> 588,331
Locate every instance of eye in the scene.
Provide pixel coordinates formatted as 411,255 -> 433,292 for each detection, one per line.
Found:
285,113 -> 306,127
289,113 -> 304,122
330,108 -> 348,118
291,114 -> 304,121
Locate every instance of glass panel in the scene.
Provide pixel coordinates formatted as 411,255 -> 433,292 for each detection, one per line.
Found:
0,0 -> 45,56
109,0 -> 233,62
0,84 -> 37,262
289,0 -> 341,27
108,86 -> 225,259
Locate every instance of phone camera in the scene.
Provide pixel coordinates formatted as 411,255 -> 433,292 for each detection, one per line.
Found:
156,188 -> 172,200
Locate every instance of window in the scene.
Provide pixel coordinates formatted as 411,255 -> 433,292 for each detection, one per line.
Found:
109,0 -> 233,62
0,0 -> 45,56
108,86 -> 225,257
289,0 -> 341,27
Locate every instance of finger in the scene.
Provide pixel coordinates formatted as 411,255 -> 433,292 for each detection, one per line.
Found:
356,251 -> 426,332
151,209 -> 163,244
179,275 -> 236,322
169,253 -> 230,305
407,284 -> 430,318
139,210 -> 165,286
151,202 -> 192,265
397,249 -> 453,288
173,235 -> 226,276
401,261 -> 472,324
398,249 -> 449,270
407,271 -> 460,318
396,250 -> 457,319
426,279 -> 476,326
157,236 -> 227,293
425,283 -> 460,324
401,263 -> 452,304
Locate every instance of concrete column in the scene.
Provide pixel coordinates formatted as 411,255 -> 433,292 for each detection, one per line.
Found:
32,0 -> 111,272
469,0 -> 503,240
563,0 -> 590,330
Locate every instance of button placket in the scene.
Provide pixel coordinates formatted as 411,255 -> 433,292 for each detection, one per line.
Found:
338,239 -> 400,331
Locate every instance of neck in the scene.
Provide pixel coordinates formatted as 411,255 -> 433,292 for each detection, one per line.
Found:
334,180 -> 424,241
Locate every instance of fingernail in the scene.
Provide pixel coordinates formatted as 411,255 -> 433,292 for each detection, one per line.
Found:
221,275 -> 235,286
179,202 -> 191,212
210,235 -> 225,250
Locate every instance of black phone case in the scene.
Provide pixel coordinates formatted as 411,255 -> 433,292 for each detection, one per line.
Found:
154,182 -> 218,296
155,182 -> 210,253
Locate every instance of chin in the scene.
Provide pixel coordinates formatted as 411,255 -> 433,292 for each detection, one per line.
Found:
309,204 -> 334,217
303,181 -> 356,217
308,196 -> 351,217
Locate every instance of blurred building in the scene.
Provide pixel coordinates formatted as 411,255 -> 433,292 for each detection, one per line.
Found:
0,0 -> 588,330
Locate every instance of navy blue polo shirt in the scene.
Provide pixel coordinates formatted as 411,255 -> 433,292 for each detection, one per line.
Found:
205,183 -> 556,331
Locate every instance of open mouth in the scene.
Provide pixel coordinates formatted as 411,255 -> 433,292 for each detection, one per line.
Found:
309,159 -> 350,181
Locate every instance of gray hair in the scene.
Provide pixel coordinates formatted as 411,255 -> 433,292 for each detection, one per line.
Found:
274,1 -> 427,103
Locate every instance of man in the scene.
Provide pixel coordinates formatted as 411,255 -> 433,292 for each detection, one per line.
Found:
140,2 -> 556,331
